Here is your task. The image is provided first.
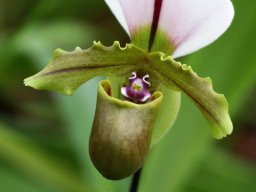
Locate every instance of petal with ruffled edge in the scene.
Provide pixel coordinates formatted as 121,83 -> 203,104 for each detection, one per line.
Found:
104,0 -> 154,36
156,0 -> 234,58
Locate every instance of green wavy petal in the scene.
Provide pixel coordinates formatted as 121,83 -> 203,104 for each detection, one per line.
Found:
24,41 -> 232,139
24,41 -> 144,95
148,52 -> 233,139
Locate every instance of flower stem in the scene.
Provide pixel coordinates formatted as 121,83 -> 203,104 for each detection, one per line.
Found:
129,168 -> 142,192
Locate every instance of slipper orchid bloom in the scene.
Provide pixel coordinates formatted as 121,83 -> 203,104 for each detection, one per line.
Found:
25,0 -> 234,180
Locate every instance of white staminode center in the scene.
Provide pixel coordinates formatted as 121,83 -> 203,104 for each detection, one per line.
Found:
132,79 -> 143,92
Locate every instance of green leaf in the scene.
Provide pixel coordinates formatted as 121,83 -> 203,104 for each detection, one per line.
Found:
184,147 -> 256,192
25,41 -> 232,139
0,122 -> 91,192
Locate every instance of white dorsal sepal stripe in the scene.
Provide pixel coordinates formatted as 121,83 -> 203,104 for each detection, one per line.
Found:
104,0 -> 155,36
158,0 -> 234,58
105,0 -> 234,58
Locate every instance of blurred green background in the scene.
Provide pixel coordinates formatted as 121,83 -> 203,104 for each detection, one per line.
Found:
0,0 -> 255,191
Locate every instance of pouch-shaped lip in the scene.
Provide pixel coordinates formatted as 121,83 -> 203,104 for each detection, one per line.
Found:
99,80 -> 163,108
90,79 -> 164,180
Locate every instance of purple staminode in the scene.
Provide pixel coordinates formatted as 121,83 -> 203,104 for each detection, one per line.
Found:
121,72 -> 151,103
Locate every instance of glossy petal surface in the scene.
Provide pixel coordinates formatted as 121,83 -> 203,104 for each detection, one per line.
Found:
157,0 -> 234,58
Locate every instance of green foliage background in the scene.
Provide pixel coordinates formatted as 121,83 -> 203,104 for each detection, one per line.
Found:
0,0 -> 255,191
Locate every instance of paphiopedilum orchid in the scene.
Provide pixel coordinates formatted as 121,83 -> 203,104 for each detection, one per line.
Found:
24,0 -> 234,180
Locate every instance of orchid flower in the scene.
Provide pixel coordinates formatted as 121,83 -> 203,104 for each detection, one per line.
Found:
24,0 -> 234,180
